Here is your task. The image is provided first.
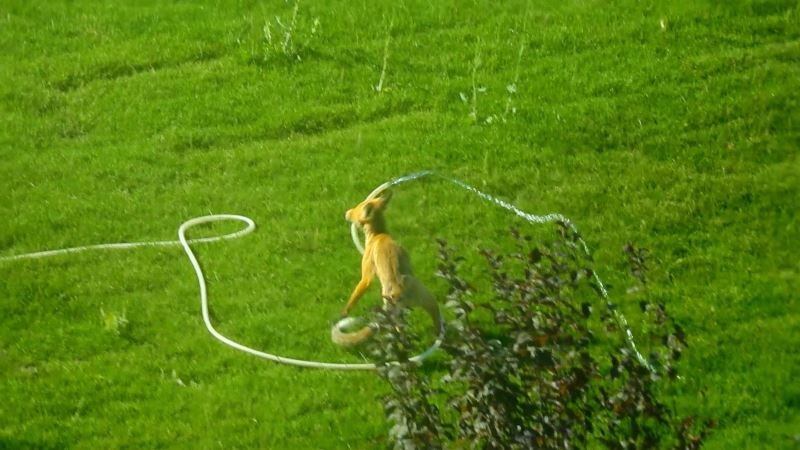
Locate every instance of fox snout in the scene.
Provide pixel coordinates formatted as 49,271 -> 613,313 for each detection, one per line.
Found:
345,190 -> 390,225
346,204 -> 368,224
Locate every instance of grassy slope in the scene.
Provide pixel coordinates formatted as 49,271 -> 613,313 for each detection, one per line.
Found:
1,0 -> 797,448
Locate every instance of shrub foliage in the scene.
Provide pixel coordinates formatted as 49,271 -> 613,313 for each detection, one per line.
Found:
368,224 -> 714,449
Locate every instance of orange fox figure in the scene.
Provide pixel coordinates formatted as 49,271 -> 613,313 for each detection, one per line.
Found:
332,189 -> 443,347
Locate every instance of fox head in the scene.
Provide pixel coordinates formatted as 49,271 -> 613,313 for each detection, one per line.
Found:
345,189 -> 392,226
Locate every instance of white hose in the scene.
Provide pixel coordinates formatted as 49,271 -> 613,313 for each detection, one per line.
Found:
0,171 -> 652,371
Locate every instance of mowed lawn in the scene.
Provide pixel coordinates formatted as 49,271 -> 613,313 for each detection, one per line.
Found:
1,0 -> 798,448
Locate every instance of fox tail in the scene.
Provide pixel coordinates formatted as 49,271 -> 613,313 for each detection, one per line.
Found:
331,317 -> 375,347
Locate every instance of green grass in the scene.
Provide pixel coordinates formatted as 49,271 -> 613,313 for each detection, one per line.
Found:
1,0 -> 798,448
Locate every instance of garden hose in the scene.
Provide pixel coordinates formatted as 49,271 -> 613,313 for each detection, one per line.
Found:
0,171 -> 652,371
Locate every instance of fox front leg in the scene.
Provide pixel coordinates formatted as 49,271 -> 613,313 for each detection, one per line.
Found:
342,257 -> 375,316
342,277 -> 371,316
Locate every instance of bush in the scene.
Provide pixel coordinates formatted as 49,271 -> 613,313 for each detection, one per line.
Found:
368,223 -> 714,449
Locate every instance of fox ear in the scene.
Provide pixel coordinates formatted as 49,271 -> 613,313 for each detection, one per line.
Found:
375,189 -> 392,207
361,203 -> 374,221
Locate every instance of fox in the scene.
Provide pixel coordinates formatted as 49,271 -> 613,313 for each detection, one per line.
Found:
332,189 -> 443,347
